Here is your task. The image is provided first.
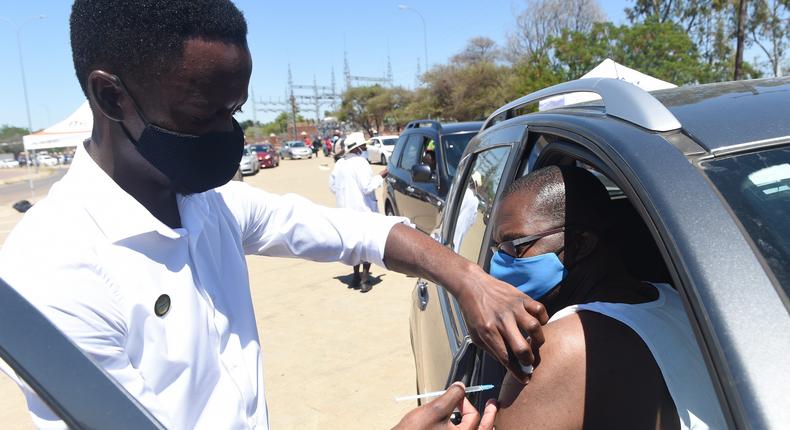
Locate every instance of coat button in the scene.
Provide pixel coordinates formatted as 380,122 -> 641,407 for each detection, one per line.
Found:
154,294 -> 171,317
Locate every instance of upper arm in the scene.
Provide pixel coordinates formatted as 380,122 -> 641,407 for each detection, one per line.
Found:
496,313 -> 587,430
216,180 -> 406,266
496,311 -> 678,430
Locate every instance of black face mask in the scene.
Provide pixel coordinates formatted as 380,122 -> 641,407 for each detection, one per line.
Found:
116,79 -> 244,194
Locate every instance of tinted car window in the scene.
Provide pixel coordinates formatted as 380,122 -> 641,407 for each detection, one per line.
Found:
452,147 -> 510,262
702,145 -> 790,294
383,138 -> 398,146
400,134 -> 425,170
442,132 -> 477,178
390,135 -> 407,164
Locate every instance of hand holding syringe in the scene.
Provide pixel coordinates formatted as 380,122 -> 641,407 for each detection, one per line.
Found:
395,384 -> 495,402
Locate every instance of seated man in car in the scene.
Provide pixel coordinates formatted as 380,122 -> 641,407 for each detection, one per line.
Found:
490,166 -> 725,430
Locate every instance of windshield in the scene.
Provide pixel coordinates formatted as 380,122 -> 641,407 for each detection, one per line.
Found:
441,132 -> 477,177
382,138 -> 398,146
702,145 -> 790,295
291,142 -> 306,148
253,145 -> 271,152
243,148 -> 253,156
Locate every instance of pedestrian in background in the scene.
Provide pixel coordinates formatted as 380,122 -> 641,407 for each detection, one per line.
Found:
311,135 -> 321,156
329,132 -> 387,292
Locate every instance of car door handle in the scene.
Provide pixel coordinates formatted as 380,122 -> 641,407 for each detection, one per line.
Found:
417,280 -> 429,310
406,186 -> 415,193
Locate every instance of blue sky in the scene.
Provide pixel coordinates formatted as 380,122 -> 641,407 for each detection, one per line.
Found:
0,0 -> 630,130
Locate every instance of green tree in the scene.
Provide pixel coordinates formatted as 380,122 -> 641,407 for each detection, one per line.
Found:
417,37 -> 514,121
549,21 -> 709,84
0,125 -> 28,141
337,85 -> 387,136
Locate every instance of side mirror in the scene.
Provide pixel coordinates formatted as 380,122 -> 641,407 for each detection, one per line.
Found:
411,164 -> 433,183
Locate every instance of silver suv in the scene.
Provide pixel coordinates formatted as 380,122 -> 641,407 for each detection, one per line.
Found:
409,77 -> 790,428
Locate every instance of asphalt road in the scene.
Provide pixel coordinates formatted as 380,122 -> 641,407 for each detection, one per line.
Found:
0,154 -> 416,429
0,169 -> 67,207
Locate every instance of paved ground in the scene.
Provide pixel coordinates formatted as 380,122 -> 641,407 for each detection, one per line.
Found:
0,154 -> 417,429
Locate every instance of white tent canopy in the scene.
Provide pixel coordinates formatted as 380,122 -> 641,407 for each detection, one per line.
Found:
23,101 -> 93,151
538,58 -> 677,111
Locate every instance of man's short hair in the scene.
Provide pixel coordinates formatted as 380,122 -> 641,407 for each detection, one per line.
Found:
503,165 -> 613,233
70,0 -> 248,95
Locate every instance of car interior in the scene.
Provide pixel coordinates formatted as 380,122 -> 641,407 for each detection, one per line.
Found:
458,132 -> 682,412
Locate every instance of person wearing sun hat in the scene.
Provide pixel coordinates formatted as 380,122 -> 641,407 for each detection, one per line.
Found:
329,132 -> 389,292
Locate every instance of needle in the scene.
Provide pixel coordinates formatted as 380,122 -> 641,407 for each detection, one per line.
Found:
394,384 -> 495,402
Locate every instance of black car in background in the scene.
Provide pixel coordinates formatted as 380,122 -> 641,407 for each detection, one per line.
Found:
408,77 -> 790,428
384,120 -> 482,234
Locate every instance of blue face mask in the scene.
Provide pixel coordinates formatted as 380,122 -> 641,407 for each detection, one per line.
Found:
489,251 -> 567,300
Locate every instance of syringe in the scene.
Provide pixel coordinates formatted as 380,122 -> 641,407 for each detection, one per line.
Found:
394,384 -> 495,402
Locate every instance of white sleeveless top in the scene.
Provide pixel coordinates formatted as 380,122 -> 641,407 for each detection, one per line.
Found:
549,283 -> 727,429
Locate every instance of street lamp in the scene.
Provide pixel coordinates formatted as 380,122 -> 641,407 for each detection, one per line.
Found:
397,5 -> 429,73
1,14 -> 46,195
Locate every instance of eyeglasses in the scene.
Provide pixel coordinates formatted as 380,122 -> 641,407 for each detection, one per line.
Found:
491,226 -> 565,258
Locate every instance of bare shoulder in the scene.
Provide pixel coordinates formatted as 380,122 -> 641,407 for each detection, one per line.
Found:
496,310 -> 678,430
496,312 -> 587,430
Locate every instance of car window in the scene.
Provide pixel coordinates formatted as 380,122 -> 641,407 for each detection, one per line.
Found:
441,132 -> 476,178
399,134 -> 425,170
702,145 -> 790,295
452,147 -> 511,262
383,138 -> 398,146
390,135 -> 407,164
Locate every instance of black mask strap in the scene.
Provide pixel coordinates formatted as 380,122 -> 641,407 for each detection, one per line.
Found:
118,121 -> 139,146
113,75 -> 152,147
114,75 -> 151,127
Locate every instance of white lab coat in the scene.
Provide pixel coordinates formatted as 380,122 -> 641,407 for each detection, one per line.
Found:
329,153 -> 383,213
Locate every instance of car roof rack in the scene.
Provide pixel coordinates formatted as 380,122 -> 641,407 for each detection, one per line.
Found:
482,77 -> 682,133
405,119 -> 442,130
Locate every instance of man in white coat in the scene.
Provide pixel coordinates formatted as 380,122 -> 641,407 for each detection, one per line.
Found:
330,132 -> 388,292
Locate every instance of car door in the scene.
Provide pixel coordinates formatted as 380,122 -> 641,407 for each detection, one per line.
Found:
390,134 -> 424,221
406,133 -> 445,232
411,141 -> 514,397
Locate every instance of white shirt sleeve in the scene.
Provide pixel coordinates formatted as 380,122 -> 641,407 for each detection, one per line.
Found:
217,181 -> 409,267
329,160 -> 341,195
354,159 -> 384,194
0,263 -> 174,430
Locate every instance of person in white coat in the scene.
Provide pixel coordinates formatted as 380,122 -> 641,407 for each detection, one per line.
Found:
330,133 -> 388,292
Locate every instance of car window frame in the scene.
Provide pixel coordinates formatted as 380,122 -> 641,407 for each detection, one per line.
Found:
509,125 -> 738,427
0,279 -> 165,429
398,133 -> 425,171
434,125 -> 526,391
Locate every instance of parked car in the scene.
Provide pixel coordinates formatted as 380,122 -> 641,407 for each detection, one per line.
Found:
0,159 -> 20,168
250,144 -> 279,168
409,77 -> 790,428
36,155 -> 59,167
239,147 -> 260,175
384,120 -> 482,233
365,135 -> 399,165
280,140 -> 313,159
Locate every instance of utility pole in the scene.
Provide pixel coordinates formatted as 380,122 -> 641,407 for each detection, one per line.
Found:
0,15 -> 46,197
733,0 -> 748,80
288,65 -> 298,141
